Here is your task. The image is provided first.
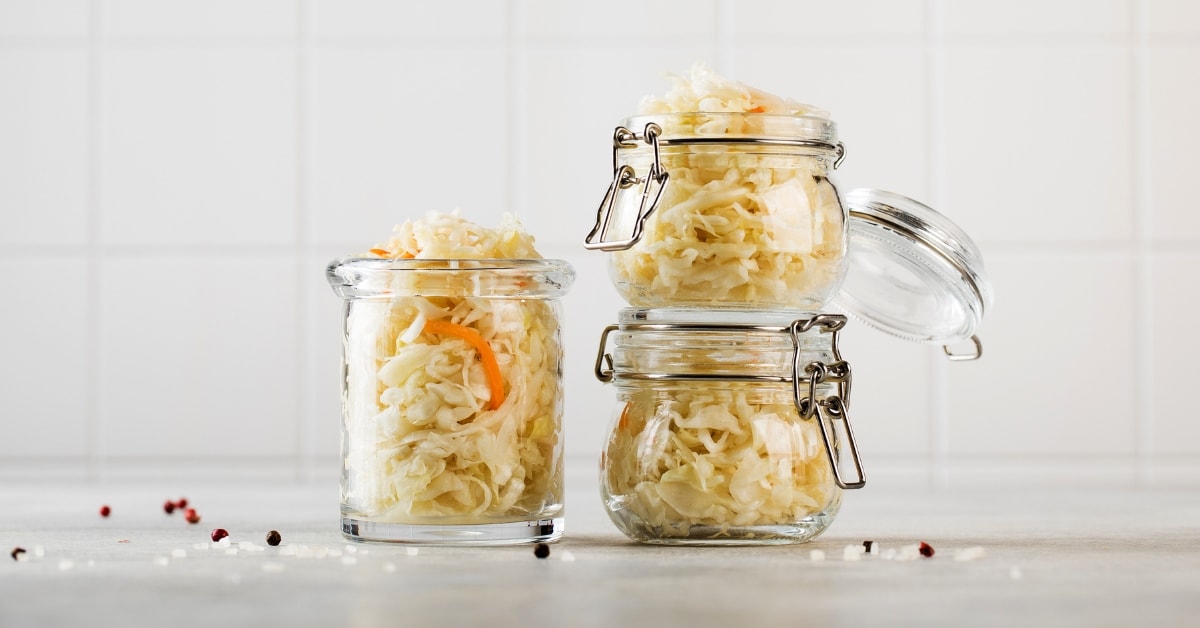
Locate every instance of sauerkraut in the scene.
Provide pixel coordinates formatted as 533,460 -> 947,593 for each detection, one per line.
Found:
610,63 -> 846,309
602,387 -> 838,538
340,212 -> 564,524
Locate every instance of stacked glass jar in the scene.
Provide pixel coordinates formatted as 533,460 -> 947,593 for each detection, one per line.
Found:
585,113 -> 992,545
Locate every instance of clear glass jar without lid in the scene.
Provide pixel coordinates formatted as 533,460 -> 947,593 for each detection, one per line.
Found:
327,257 -> 574,545
594,308 -> 865,545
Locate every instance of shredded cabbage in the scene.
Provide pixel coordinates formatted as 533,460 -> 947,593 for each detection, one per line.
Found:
611,64 -> 846,309
343,212 -> 563,524
603,387 -> 838,537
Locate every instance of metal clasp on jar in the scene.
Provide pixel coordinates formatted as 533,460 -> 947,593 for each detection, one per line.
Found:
593,313 -> 865,490
789,316 -> 865,489
584,123 -> 671,252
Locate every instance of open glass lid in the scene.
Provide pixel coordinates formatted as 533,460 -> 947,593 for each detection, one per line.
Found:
833,188 -> 994,360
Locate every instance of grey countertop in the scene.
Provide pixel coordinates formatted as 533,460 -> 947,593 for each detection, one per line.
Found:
3,468 -> 1199,628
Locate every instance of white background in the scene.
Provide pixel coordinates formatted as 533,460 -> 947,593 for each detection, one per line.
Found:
1,0 -> 1198,488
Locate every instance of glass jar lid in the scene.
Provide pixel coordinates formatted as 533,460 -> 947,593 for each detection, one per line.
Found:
833,189 -> 993,359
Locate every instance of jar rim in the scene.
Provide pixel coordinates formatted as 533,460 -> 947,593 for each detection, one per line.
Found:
621,112 -> 838,145
326,257 -> 575,300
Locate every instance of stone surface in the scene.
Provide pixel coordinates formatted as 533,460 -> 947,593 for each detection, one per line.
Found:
2,469 -> 1198,627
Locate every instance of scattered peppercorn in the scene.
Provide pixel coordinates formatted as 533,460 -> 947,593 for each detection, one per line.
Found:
863,540 -> 874,553
99,505 -> 111,518
210,528 -> 229,542
919,542 -> 935,558
184,508 -> 200,524
265,530 -> 282,547
10,547 -> 26,561
533,543 -> 550,559
163,501 -> 176,515
176,498 -> 188,509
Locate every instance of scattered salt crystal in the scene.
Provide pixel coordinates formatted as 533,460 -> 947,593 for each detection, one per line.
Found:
314,547 -> 330,559
238,542 -> 264,552
262,562 -> 285,574
382,561 -> 397,573
192,544 -> 209,551
405,547 -> 419,557
842,545 -> 863,561
329,549 -> 343,558
559,550 -> 576,563
214,537 -> 231,548
279,545 -> 297,556
86,560 -> 95,568
895,544 -> 922,561
345,545 -> 358,554
171,549 -> 187,559
954,546 -> 986,562
153,557 -> 169,567
227,574 -> 242,585
33,546 -> 45,558
809,550 -> 826,561
225,548 -> 239,556
341,556 -> 358,566
58,560 -> 74,571
882,548 -> 898,561
1010,566 -> 1023,580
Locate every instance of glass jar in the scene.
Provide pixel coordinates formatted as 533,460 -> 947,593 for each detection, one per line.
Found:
585,113 -> 848,310
594,309 -> 865,545
326,257 -> 575,545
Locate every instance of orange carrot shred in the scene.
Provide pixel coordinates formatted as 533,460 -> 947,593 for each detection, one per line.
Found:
618,403 -> 631,431
399,251 -> 415,259
369,248 -> 391,257
748,105 -> 767,113
423,319 -> 505,411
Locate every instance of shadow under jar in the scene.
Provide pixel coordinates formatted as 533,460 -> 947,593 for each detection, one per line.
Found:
586,113 -> 848,311
595,309 -> 865,545
327,258 -> 575,545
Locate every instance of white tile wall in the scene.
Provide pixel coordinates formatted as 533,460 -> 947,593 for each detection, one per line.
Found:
1,0 -> 1198,489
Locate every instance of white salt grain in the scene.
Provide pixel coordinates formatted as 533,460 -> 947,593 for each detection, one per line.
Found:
382,561 -> 397,573
1010,566 -> 1023,580
153,557 -> 169,567
262,562 -> 285,574
225,548 -> 239,556
882,548 -> 898,561
809,550 -> 826,562
406,547 -> 419,557
171,549 -> 187,559
894,544 -> 922,561
560,550 -> 576,563
58,560 -> 74,571
33,546 -> 45,558
341,556 -> 358,566
842,545 -> 863,561
345,545 -> 358,554
86,560 -> 95,568
954,546 -> 986,562
279,545 -> 297,556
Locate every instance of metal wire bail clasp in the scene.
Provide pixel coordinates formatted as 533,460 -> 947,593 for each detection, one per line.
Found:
584,123 -> 671,251
790,315 -> 866,490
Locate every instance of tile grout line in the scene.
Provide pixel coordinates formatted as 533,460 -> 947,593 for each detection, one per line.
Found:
508,0 -> 525,219
84,0 -> 104,481
1131,0 -> 1154,487
926,0 -> 949,489
296,0 -> 312,481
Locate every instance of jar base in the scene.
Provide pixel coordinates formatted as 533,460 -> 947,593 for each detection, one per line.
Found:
341,516 -> 564,546
616,519 -> 834,546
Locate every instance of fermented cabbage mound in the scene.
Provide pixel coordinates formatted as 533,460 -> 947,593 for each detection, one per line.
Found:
611,64 -> 846,309
637,62 -> 828,118
369,210 -> 539,260
603,388 -> 838,536
343,211 -> 563,523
